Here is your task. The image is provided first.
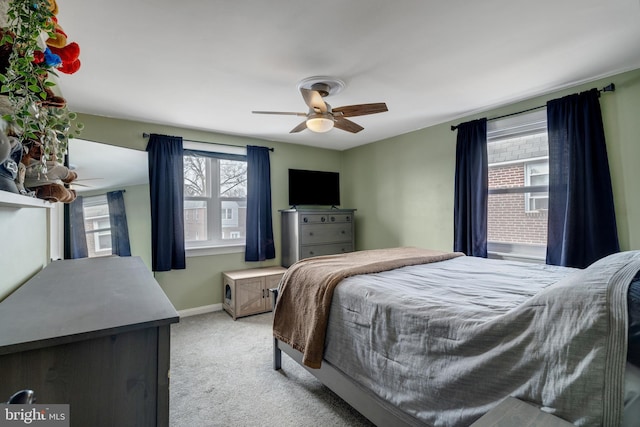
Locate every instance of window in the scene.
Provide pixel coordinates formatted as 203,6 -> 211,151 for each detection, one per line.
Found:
487,109 -> 548,262
183,146 -> 247,249
524,161 -> 549,212
82,195 -> 113,257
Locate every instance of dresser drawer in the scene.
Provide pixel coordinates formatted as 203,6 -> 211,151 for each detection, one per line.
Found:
281,208 -> 356,268
299,223 -> 353,244
300,243 -> 354,259
299,213 -> 353,224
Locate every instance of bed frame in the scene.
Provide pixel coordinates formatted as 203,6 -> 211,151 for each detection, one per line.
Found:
270,288 -> 424,427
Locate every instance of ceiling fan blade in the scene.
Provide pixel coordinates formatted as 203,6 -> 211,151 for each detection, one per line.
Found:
300,88 -> 327,113
252,111 -> 307,116
334,117 -> 364,133
332,103 -> 388,118
290,121 -> 308,133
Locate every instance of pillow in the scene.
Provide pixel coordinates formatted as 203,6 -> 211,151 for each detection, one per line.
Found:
628,272 -> 640,367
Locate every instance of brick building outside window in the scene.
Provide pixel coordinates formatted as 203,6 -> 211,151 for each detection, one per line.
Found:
487,110 -> 549,262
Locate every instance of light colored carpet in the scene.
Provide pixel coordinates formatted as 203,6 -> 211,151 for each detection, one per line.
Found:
170,310 -> 376,427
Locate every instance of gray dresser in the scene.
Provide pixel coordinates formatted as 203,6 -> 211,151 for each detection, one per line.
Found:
0,256 -> 179,427
280,208 -> 355,267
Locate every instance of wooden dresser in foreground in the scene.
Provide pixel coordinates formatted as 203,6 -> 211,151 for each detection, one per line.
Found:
0,256 -> 179,427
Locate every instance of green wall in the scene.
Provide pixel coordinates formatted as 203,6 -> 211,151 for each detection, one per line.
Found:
76,114 -> 342,311
3,67 -> 638,311
343,68 -> 640,253
0,207 -> 48,300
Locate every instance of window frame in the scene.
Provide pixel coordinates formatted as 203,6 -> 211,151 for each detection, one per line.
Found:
182,142 -> 248,257
82,195 -> 114,258
94,229 -> 113,253
486,109 -> 549,263
524,160 -> 549,213
222,207 -> 233,220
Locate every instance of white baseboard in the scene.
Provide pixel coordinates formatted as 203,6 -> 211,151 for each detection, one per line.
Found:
178,303 -> 222,318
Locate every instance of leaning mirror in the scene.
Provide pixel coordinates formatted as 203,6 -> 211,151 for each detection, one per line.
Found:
68,139 -> 148,192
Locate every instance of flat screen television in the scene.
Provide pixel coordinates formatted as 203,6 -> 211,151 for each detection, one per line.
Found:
288,169 -> 340,207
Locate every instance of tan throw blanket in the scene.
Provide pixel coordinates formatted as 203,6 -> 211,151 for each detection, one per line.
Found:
272,247 -> 464,368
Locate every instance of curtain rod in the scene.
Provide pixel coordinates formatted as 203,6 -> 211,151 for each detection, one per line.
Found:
450,83 -> 615,131
142,133 -> 274,152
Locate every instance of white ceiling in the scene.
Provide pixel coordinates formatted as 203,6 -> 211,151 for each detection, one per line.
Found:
56,0 -> 640,152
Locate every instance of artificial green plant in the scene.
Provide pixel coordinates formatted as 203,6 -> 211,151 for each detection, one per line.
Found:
0,0 -> 81,165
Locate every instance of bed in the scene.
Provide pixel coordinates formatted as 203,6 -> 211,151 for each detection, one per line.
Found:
271,247 -> 640,427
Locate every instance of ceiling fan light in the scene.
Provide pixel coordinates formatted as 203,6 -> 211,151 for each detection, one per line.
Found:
306,116 -> 334,133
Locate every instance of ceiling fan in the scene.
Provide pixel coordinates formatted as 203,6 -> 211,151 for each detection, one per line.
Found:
252,77 -> 388,134
68,177 -> 104,188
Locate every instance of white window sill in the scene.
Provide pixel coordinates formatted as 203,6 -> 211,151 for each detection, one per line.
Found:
488,251 -> 545,264
186,244 -> 245,257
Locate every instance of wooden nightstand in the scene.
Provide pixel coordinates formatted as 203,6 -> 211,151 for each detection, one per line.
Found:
222,266 -> 287,320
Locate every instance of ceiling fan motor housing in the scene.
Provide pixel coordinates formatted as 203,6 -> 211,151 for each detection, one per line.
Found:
310,83 -> 331,97
297,76 -> 345,97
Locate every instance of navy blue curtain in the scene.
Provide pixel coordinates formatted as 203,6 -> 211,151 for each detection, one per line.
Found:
546,89 -> 619,268
107,190 -> 131,257
69,195 -> 88,259
146,134 -> 186,271
454,118 -> 488,257
245,145 -> 275,261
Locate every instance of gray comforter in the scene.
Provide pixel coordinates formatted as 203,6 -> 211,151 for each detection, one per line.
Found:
322,251 -> 640,426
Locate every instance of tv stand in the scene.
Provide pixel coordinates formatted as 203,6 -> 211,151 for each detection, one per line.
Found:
280,208 -> 355,267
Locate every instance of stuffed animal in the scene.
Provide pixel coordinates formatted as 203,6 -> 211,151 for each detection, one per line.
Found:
24,160 -> 77,186
0,119 -> 9,164
34,183 -> 76,203
33,70 -> 67,108
0,28 -> 14,75
0,136 -> 23,194
33,47 -> 62,68
43,0 -> 81,74
0,0 -> 9,29
20,142 -> 78,203
0,28 -> 66,106
0,96 -> 21,140
46,17 -> 68,49
48,42 -> 81,75
0,135 -> 9,165
44,0 -> 66,49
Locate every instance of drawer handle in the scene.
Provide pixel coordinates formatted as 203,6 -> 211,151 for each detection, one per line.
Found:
309,232 -> 314,236
321,217 -> 326,222
341,230 -> 345,234
303,217 -> 309,223
309,251 -> 314,255
330,216 -> 335,222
